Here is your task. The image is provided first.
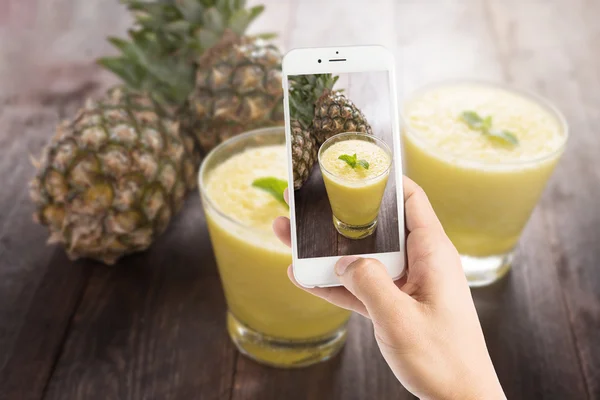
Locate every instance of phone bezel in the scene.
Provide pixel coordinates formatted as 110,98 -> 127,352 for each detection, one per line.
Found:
282,45 -> 406,288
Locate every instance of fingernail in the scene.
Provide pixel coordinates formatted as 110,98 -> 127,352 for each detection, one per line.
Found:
335,256 -> 360,276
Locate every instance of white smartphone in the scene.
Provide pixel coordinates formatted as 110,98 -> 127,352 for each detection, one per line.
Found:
282,45 -> 406,288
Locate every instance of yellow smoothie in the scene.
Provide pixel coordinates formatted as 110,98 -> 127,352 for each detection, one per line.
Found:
203,145 -> 350,342
403,82 -> 566,256
320,138 -> 391,229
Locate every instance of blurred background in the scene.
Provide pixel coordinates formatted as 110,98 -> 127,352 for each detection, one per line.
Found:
0,1 -> 598,399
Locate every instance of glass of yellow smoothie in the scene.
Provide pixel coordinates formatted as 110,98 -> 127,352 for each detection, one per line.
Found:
318,132 -> 392,239
402,81 -> 568,287
199,127 -> 351,367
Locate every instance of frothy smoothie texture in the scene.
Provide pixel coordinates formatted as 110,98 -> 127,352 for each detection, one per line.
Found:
403,82 -> 566,263
319,133 -> 392,238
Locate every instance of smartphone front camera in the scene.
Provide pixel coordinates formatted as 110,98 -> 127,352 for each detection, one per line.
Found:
318,59 -> 322,63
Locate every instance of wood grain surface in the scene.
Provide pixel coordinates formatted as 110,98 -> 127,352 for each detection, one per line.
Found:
295,71 -> 400,258
0,0 -> 598,399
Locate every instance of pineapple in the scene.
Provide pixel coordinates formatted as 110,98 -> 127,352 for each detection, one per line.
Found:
98,0 -> 284,158
191,32 -> 284,153
313,90 -> 373,146
29,88 -> 198,265
29,0 -> 283,264
290,120 -> 317,189
29,1 -> 330,264
288,74 -> 339,189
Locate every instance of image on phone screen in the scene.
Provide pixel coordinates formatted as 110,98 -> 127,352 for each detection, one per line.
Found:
289,71 -> 400,259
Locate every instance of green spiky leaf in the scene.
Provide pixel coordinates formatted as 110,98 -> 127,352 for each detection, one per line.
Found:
164,20 -> 192,34
228,9 -> 253,35
288,74 -> 339,128
254,32 -> 278,40
174,0 -> 204,24
97,57 -> 143,88
229,6 -> 264,35
247,5 -> 265,23
203,8 -> 225,32
100,0 -> 275,110
196,28 -> 221,49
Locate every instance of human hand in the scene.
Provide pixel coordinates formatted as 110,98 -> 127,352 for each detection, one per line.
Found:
273,176 -> 505,400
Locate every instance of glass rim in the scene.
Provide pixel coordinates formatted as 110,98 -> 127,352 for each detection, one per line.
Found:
400,79 -> 569,168
198,126 -> 286,235
318,132 -> 393,183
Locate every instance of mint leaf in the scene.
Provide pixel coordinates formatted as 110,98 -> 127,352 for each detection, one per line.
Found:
459,111 -> 519,146
252,177 -> 288,208
461,111 -> 484,129
338,153 -> 357,168
356,159 -> 370,169
482,115 -> 493,131
488,129 -> 519,145
339,153 -> 369,170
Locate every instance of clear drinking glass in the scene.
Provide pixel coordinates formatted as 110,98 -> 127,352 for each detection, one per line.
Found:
318,132 -> 392,239
199,127 -> 351,367
401,80 -> 568,287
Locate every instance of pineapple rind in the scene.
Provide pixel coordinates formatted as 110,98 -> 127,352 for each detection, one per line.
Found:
30,88 -> 198,265
291,120 -> 317,190
190,35 -> 284,155
313,90 -> 373,146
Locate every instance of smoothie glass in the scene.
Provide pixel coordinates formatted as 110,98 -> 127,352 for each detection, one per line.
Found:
199,127 -> 351,367
402,81 -> 568,287
318,132 -> 392,239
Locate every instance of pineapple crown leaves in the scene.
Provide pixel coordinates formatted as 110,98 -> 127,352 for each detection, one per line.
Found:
288,74 -> 339,129
98,0 -> 273,107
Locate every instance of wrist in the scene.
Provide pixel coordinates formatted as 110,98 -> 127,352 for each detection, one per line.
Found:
435,360 -> 505,400
452,373 -> 506,400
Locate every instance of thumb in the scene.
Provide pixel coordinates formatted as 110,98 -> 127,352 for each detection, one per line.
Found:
335,256 -> 414,321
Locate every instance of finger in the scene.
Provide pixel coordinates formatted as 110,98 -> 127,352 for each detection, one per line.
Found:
273,216 -> 291,248
401,177 -> 463,296
336,256 -> 415,322
287,266 -> 369,318
284,188 -> 289,205
402,176 -> 443,233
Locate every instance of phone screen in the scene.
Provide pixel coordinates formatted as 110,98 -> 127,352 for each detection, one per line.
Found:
288,71 -> 401,259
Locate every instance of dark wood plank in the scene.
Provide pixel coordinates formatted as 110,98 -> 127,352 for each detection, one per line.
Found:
0,253 -> 92,400
231,315 -> 415,400
0,2 -> 139,399
0,71 -> 107,400
295,167 -> 339,258
42,197 -> 237,400
472,207 -> 588,399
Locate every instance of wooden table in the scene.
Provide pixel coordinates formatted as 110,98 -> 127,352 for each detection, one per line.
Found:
0,1 -> 598,399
